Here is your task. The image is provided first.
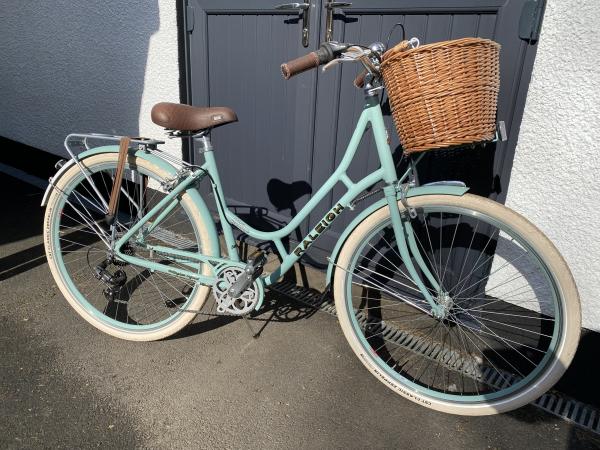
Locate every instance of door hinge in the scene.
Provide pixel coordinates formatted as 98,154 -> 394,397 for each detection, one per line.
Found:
186,5 -> 195,33
497,120 -> 508,142
519,0 -> 546,43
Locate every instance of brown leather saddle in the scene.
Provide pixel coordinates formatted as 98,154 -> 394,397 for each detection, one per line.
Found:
151,102 -> 237,131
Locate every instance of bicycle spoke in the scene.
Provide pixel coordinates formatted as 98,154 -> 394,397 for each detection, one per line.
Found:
441,214 -> 461,287
52,160 -> 204,329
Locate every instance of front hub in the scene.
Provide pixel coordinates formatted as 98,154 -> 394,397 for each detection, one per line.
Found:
433,291 -> 454,320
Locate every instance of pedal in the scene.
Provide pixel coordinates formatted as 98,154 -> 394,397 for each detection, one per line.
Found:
228,252 -> 267,298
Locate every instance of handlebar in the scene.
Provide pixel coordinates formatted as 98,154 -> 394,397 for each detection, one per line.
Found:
280,52 -> 320,80
280,42 -> 350,80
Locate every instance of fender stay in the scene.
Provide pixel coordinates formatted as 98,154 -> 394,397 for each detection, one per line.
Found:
42,145 -> 153,206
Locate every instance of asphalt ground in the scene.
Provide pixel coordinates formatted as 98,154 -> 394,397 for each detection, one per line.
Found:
1,173 -> 599,449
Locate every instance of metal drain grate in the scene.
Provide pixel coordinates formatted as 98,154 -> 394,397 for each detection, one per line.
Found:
269,281 -> 337,316
271,281 -> 491,383
269,281 -> 600,434
533,392 -> 600,434
354,310 -> 487,382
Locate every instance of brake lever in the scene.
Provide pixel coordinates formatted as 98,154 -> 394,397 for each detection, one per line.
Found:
322,58 -> 348,71
343,46 -> 370,59
322,46 -> 370,71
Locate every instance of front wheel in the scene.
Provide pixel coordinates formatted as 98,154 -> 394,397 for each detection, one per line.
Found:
333,194 -> 580,415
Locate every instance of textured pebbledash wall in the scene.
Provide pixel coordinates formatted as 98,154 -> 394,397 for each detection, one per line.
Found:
1,1 -> 598,330
0,0 -> 182,158
504,0 -> 600,330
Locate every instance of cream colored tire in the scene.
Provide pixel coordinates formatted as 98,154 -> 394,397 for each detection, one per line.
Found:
333,194 -> 581,415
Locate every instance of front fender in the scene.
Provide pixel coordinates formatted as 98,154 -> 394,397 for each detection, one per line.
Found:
41,145 -> 220,258
324,183 -> 469,286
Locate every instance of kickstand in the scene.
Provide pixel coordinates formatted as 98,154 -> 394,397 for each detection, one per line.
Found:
242,314 -> 260,339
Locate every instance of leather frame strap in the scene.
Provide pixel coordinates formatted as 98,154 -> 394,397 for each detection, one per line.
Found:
106,136 -> 131,224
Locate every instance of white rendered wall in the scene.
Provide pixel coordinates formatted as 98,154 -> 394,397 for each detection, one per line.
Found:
0,0 -> 181,158
505,0 -> 600,330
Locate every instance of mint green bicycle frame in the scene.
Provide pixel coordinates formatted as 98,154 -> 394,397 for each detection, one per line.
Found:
112,96 -> 458,316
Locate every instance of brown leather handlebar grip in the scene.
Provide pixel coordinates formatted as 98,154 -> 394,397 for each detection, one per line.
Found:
281,52 -> 320,80
354,70 -> 367,88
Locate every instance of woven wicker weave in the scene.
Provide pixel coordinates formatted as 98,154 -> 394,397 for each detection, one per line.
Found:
381,38 -> 500,154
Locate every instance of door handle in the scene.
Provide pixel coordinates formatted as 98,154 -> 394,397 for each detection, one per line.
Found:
275,1 -> 311,47
325,1 -> 352,42
275,2 -> 309,10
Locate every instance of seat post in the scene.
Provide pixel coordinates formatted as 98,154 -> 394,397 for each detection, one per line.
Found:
192,131 -> 223,190
194,133 -> 213,153
190,131 -> 213,165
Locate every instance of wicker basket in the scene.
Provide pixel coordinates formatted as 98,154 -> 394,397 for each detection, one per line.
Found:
381,38 -> 500,154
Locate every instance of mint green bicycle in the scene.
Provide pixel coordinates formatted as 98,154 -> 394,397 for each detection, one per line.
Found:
42,40 -> 580,415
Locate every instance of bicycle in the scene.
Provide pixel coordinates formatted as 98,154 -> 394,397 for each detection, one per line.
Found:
42,40 -> 581,416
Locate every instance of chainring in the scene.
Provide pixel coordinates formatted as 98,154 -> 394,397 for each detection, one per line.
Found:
212,266 -> 260,315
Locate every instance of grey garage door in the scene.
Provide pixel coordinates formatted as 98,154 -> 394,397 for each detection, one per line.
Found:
182,0 -> 545,258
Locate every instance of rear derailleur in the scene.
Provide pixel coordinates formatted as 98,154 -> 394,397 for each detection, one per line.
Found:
93,244 -> 134,302
94,259 -> 127,302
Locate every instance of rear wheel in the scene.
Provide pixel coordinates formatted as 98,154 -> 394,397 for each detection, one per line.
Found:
44,152 -> 216,341
333,194 -> 580,415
